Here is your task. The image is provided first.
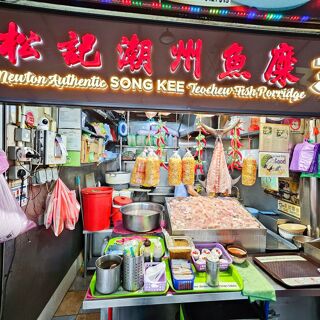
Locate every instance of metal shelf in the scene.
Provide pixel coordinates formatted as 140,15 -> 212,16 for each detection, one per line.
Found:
116,145 -> 177,150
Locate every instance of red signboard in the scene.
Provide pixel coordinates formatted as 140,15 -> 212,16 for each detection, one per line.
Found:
0,7 -> 319,116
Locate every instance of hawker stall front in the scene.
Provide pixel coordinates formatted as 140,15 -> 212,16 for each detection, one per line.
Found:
0,4 -> 320,320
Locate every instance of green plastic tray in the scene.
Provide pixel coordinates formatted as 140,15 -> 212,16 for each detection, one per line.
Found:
89,273 -> 170,299
166,260 -> 243,294
104,235 -> 166,256
89,236 -> 170,299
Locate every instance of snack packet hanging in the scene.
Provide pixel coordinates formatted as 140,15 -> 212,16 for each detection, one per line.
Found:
131,149 -> 147,185
168,151 -> 182,186
143,150 -> 160,187
242,153 -> 257,186
182,150 -> 195,185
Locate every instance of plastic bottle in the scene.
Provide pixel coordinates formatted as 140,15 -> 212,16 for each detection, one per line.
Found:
153,239 -> 163,262
144,239 -> 151,262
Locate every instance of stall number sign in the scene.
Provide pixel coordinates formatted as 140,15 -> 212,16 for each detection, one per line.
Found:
0,21 -> 309,104
278,200 -> 301,218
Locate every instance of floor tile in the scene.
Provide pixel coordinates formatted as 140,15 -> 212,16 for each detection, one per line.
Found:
69,274 -> 93,292
76,313 -> 100,320
54,291 -> 86,316
79,307 -> 100,314
52,316 -> 76,320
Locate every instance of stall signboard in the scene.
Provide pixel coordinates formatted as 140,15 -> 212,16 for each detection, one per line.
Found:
0,7 -> 319,115
258,152 -> 290,178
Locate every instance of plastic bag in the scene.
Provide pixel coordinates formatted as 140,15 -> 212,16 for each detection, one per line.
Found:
0,149 -> 9,174
182,150 -> 195,185
130,150 -> 147,185
44,178 -> 80,236
168,151 -> 182,186
242,156 -> 257,186
143,150 -> 160,187
0,174 -> 36,243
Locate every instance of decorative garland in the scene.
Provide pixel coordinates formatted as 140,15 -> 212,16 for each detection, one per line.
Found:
228,125 -> 243,171
155,118 -> 169,170
194,120 -> 208,174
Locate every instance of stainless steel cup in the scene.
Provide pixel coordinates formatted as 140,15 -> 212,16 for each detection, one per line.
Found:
95,254 -> 122,294
206,256 -> 219,287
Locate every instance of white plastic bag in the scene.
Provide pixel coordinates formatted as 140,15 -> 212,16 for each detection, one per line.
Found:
0,174 -> 36,243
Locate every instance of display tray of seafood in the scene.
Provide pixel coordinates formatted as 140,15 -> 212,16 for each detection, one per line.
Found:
165,197 -> 267,253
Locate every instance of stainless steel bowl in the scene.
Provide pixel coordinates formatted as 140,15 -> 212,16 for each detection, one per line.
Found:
292,235 -> 314,249
120,202 -> 164,232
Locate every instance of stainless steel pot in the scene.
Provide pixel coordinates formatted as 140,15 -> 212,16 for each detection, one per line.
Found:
105,171 -> 131,185
95,254 -> 122,294
120,202 -> 164,232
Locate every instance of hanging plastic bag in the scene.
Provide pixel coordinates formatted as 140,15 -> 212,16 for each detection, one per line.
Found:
0,149 -> 9,174
242,155 -> 257,186
0,174 -> 36,243
143,150 -> 160,187
182,150 -> 195,185
44,178 -> 80,236
131,149 -> 147,185
168,151 -> 182,186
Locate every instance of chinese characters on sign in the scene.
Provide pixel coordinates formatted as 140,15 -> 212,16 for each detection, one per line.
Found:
170,39 -> 202,80
0,21 -> 42,66
0,22 -> 301,87
0,21 -> 313,105
57,31 -> 102,69
218,42 -> 251,81
117,34 -> 153,76
262,43 -> 299,89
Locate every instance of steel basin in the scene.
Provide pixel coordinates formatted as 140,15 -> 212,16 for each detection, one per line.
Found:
120,202 -> 164,232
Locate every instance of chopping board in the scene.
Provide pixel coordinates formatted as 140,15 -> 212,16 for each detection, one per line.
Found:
253,253 -> 320,287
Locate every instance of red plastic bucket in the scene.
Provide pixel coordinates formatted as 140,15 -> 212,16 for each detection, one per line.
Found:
81,187 -> 113,231
111,196 -> 132,224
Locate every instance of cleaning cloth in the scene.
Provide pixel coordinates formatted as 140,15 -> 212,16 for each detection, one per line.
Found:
234,260 -> 276,303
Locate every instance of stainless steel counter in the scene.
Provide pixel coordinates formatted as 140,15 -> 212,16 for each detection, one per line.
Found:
82,256 -> 320,320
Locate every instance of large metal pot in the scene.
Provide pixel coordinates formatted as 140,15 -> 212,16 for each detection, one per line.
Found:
120,202 -> 164,232
95,254 -> 122,294
105,171 -> 131,185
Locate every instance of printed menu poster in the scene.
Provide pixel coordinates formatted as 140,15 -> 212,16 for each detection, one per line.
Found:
259,123 -> 290,152
258,152 -> 289,178
261,177 -> 279,191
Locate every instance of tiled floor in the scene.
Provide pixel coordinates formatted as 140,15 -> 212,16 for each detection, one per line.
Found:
52,273 -> 99,320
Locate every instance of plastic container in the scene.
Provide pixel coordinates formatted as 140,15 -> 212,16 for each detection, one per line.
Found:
144,262 -> 167,292
167,236 -> 194,260
111,196 -> 133,224
192,242 -> 232,272
171,260 -> 195,290
81,187 -> 113,231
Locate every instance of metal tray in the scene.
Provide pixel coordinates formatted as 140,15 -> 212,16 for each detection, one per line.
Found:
165,197 -> 267,253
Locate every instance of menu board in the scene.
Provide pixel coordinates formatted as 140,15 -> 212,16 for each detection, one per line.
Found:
259,123 -> 290,152
258,152 -> 289,178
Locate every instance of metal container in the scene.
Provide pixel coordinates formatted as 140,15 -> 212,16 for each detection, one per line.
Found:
292,235 -> 314,249
148,187 -> 174,204
165,197 -> 267,253
304,241 -> 320,264
121,202 -> 164,232
206,255 -> 219,287
95,254 -> 122,294
123,254 -> 144,291
105,171 -> 131,185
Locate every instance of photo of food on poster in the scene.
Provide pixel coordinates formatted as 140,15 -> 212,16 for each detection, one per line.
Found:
261,177 -> 279,192
258,152 -> 289,178
259,123 -> 290,153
